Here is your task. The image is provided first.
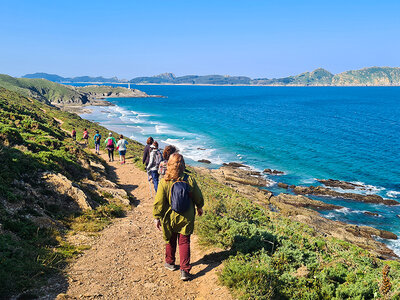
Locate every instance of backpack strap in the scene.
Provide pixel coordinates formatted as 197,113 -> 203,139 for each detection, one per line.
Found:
183,173 -> 189,182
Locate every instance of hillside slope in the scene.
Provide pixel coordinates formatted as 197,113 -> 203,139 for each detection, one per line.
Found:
0,75 -> 152,105
0,87 -> 144,297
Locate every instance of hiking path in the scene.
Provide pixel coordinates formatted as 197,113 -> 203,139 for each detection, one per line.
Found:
54,150 -> 232,300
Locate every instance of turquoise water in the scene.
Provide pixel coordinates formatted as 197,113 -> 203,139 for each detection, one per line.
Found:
78,85 -> 400,254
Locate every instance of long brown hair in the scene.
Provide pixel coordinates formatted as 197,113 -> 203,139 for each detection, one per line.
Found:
164,153 -> 185,181
163,145 -> 177,160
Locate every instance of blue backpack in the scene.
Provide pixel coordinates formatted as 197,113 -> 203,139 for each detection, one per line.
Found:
170,174 -> 191,214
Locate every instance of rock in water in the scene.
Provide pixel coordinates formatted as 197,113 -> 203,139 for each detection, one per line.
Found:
277,182 -> 289,189
198,159 -> 211,164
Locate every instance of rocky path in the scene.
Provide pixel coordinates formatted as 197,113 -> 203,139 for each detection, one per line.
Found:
56,151 -> 232,300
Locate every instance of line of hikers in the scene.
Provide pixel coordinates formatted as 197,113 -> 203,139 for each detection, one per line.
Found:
71,128 -> 129,164
143,137 -> 204,282
71,129 -> 204,281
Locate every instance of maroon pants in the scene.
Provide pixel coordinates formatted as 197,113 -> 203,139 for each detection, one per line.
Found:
165,233 -> 191,272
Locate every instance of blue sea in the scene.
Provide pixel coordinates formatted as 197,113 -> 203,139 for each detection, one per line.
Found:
77,84 -> 400,255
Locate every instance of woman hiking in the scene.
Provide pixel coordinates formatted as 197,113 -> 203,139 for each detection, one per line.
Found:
104,133 -> 117,162
71,128 -> 76,140
116,134 -> 129,164
158,145 -> 177,178
93,130 -> 101,155
153,153 -> 204,281
147,141 -> 163,192
82,128 -> 89,145
142,136 -> 154,167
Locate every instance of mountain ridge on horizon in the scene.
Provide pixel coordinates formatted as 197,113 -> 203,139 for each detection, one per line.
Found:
23,66 -> 400,86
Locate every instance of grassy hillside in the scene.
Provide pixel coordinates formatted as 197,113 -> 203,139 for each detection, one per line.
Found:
191,169 -> 400,299
23,73 -> 121,83
0,74 -> 85,105
0,87 -> 144,297
332,67 -> 400,86
0,75 -> 150,106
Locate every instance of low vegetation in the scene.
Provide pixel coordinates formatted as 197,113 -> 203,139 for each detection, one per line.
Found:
0,88 -> 143,297
191,168 -> 400,299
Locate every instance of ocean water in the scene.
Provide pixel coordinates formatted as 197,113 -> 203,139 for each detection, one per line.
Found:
78,84 -> 400,254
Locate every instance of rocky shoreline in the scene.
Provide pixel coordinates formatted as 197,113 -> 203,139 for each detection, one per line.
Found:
194,163 -> 399,260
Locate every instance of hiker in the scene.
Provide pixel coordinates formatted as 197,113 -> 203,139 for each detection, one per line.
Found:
104,133 -> 117,162
153,153 -> 204,281
93,130 -> 102,154
158,145 -> 177,178
83,128 -> 89,144
71,128 -> 76,140
147,141 -> 163,192
116,134 -> 129,164
142,136 -> 154,167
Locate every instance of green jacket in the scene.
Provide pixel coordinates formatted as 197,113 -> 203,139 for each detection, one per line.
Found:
153,174 -> 204,242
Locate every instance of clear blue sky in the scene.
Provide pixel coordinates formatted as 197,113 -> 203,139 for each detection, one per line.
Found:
1,0 -> 399,79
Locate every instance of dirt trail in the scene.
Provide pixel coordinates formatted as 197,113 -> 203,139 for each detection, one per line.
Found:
56,151 -> 232,300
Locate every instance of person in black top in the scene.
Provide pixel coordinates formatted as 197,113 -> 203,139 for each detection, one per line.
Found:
142,136 -> 154,167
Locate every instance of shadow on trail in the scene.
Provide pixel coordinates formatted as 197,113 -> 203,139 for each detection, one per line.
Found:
190,232 -> 278,280
191,250 -> 231,279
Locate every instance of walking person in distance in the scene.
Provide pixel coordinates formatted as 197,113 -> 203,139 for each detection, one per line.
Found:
71,128 -> 76,140
147,141 -> 163,192
82,128 -> 89,145
153,153 -> 204,281
117,134 -> 129,164
93,130 -> 101,155
104,133 -> 117,162
143,136 -> 154,167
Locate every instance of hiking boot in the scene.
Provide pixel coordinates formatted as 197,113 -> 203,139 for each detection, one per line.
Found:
180,270 -> 191,281
164,262 -> 178,271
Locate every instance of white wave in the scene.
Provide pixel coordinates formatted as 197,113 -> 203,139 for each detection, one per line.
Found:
162,138 -> 224,165
334,207 -> 351,215
349,181 -> 385,194
375,236 -> 400,257
387,191 -> 400,198
325,212 -> 336,219
301,178 -> 317,184
130,110 -> 153,117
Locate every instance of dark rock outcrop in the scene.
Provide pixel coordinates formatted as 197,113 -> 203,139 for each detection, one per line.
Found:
198,159 -> 211,164
364,211 -> 380,217
292,185 -> 399,206
318,179 -> 363,190
277,182 -> 289,189
222,162 -> 246,168
263,168 -> 284,175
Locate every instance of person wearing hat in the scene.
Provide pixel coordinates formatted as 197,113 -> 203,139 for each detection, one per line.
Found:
104,133 -> 117,162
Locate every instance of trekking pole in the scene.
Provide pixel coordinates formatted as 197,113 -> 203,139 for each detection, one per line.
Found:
148,180 -> 154,198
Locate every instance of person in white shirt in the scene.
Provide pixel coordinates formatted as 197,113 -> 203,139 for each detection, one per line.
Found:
116,134 -> 129,164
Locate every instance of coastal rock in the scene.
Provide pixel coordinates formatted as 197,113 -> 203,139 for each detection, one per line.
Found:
364,211 -> 379,217
198,159 -> 211,164
42,172 -> 92,211
292,185 -> 399,206
273,194 -> 342,211
318,179 -> 363,190
263,168 -> 284,175
277,182 -> 289,189
222,162 -> 246,168
217,165 -> 271,187
193,166 -> 273,204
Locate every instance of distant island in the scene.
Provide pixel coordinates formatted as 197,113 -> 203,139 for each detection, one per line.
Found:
23,66 -> 400,86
